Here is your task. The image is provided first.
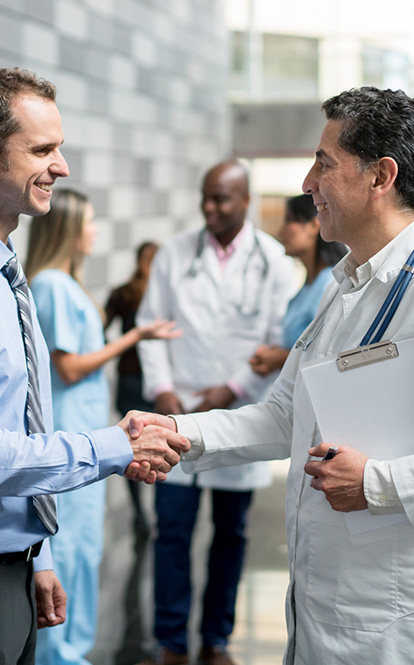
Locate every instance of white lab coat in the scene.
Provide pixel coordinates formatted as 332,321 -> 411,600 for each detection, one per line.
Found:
180,222 -> 414,663
138,220 -> 296,489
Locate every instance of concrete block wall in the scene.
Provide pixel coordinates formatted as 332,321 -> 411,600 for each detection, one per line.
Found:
0,0 -> 229,303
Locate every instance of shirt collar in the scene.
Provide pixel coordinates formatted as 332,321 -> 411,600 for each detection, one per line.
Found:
332,221 -> 414,288
206,222 -> 247,260
0,238 -> 15,271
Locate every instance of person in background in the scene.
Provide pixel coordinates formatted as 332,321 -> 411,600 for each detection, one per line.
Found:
137,159 -> 296,665
25,189 -> 180,665
105,241 -> 159,665
249,194 -> 347,375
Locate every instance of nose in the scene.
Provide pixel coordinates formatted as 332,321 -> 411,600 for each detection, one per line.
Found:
302,162 -> 318,195
50,149 -> 70,179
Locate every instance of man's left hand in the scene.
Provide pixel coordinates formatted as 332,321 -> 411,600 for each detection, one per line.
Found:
193,385 -> 235,411
35,570 -> 67,629
304,443 -> 369,512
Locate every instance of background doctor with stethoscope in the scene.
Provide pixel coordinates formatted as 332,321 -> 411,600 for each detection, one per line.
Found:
137,159 -> 296,665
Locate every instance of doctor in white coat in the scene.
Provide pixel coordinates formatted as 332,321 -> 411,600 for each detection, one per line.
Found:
134,88 -> 414,665
137,159 -> 296,665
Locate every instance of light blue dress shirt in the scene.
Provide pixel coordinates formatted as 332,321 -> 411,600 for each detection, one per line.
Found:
0,240 -> 133,569
282,266 -> 334,350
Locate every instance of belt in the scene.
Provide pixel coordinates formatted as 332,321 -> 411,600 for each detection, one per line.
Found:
0,541 -> 43,565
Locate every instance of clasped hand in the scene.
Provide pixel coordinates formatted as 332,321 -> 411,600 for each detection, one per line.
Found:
304,443 -> 369,512
117,410 -> 188,484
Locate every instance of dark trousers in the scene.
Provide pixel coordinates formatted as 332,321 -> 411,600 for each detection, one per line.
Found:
154,483 -> 253,655
0,560 -> 36,665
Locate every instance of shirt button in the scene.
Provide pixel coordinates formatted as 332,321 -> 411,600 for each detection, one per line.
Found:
379,494 -> 387,503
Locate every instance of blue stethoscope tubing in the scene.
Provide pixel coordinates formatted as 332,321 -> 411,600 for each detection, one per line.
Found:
360,249 -> 414,346
296,250 -> 414,351
188,227 -> 269,316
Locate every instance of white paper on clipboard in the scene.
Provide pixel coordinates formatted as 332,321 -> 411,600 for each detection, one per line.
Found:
300,337 -> 414,537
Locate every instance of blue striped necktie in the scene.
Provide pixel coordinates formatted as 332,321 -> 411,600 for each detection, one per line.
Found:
2,255 -> 57,534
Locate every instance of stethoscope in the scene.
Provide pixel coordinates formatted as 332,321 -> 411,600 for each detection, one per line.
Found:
188,227 -> 269,317
295,250 -> 414,351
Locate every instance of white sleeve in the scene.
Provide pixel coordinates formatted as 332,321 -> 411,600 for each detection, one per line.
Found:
364,459 -> 404,515
137,248 -> 175,400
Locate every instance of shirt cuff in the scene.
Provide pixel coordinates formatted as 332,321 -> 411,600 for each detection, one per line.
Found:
87,426 -> 133,478
33,537 -> 53,572
364,459 -> 404,515
227,380 -> 246,400
173,415 -> 205,462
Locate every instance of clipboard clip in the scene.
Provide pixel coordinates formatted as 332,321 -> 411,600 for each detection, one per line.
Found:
336,339 -> 399,372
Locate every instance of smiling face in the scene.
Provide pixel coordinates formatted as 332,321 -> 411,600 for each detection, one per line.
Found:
0,93 -> 69,239
302,119 -> 374,250
201,164 -> 250,247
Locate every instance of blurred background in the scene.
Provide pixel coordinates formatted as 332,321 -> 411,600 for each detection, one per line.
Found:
1,1 -> 414,663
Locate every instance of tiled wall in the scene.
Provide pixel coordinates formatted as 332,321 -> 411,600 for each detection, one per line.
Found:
0,0 -> 229,302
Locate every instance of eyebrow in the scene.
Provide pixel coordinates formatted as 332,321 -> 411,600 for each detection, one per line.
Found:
30,139 -> 65,151
315,149 -> 330,160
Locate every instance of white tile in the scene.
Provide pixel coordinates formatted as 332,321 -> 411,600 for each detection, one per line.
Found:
92,218 -> 113,255
22,23 -> 58,63
110,54 -> 136,89
131,30 -> 158,68
130,216 -> 173,245
108,249 -> 136,286
168,76 -> 192,105
60,112 -> 87,148
84,151 -> 114,186
169,187 -> 194,217
152,11 -> 175,44
108,185 -> 139,219
151,160 -> 176,189
53,70 -> 88,110
110,90 -> 156,124
86,116 -> 113,150
56,0 -> 88,40
84,0 -> 115,15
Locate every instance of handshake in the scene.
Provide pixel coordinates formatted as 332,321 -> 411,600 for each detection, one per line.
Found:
116,411 -> 190,484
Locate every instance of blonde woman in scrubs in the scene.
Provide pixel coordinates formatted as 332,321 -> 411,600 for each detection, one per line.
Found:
25,189 -> 180,665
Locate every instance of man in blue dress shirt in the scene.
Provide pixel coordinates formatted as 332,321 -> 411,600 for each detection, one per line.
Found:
0,67 -> 189,665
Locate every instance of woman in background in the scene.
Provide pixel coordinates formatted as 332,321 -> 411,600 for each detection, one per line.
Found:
105,241 -> 159,665
249,193 -> 347,375
26,189 -> 180,665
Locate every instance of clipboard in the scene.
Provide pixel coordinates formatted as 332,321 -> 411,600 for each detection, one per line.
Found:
300,337 -> 414,537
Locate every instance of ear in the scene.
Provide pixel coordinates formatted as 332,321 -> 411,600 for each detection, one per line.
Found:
371,157 -> 398,200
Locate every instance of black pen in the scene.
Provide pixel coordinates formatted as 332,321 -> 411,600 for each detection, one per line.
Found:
322,446 -> 338,461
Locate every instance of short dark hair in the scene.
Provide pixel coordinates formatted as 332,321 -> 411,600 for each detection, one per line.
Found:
0,67 -> 56,156
322,86 -> 414,209
286,194 -> 347,266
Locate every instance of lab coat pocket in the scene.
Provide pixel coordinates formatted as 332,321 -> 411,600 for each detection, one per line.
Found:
306,512 -> 402,631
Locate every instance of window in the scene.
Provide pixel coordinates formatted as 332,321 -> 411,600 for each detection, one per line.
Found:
230,31 -> 319,101
362,46 -> 410,92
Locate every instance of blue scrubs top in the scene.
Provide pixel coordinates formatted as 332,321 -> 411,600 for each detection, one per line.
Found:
283,266 -> 334,349
31,269 -> 109,432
